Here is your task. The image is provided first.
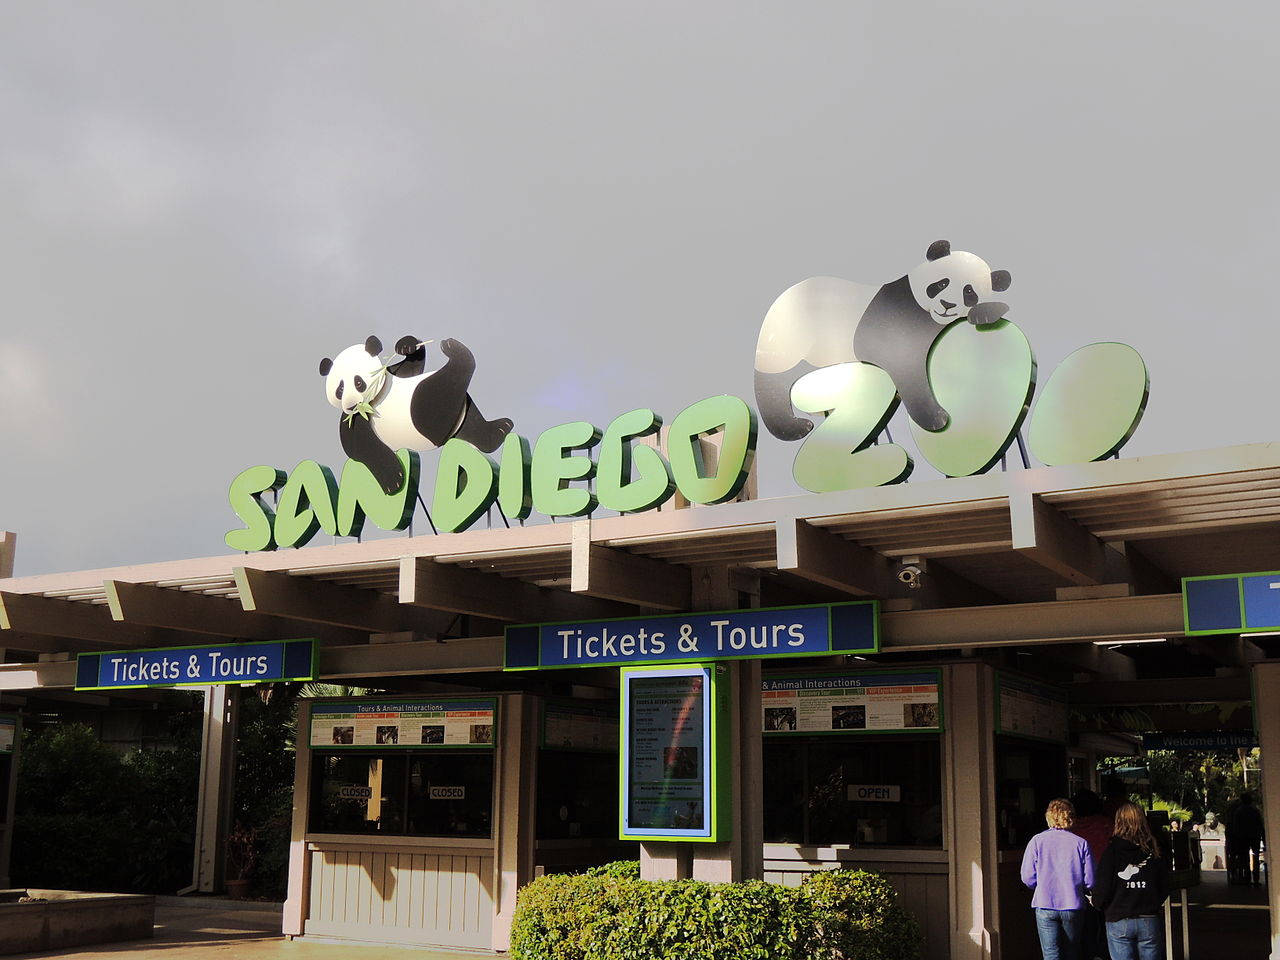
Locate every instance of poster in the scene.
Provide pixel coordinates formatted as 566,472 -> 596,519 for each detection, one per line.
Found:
625,670 -> 709,834
761,671 -> 942,734
310,698 -> 497,749
542,701 -> 618,751
0,717 -> 15,754
997,674 -> 1068,743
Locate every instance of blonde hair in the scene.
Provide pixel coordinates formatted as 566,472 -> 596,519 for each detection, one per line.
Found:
1113,802 -> 1160,858
1046,798 -> 1075,829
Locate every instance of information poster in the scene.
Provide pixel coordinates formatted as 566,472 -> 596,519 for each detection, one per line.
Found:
620,664 -> 726,841
0,716 -> 16,754
761,671 -> 942,734
542,701 -> 618,751
310,698 -> 497,749
997,674 -> 1068,743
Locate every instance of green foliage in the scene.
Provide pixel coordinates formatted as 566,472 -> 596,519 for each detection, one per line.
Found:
12,720 -> 200,893
510,863 -> 921,960
1105,749 -> 1258,822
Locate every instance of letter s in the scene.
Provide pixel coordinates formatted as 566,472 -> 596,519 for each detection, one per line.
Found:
225,466 -> 287,552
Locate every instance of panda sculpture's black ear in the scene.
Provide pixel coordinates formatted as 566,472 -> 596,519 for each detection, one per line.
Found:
365,336 -> 383,357
926,240 -> 951,261
991,269 -> 1011,292
319,358 -> 332,376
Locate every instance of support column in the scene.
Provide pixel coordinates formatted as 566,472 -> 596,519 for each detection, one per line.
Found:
283,699 -> 314,936
0,714 -> 20,888
188,684 -> 239,894
1250,662 -> 1280,960
492,693 -> 538,951
944,662 -> 1001,960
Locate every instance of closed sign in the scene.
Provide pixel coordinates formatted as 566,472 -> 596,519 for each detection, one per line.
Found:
429,785 -> 466,800
338,785 -> 373,800
848,784 -> 900,802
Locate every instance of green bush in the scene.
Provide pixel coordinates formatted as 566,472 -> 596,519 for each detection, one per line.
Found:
510,862 -> 921,960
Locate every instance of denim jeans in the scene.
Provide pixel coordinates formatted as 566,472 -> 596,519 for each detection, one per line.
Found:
1035,908 -> 1084,960
1106,915 -> 1163,960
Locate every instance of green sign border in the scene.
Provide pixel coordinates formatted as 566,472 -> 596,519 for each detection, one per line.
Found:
1181,571 -> 1280,637
760,667 -> 945,736
75,639 -> 318,691
308,696 -> 500,751
619,663 -> 731,843
503,601 -> 880,671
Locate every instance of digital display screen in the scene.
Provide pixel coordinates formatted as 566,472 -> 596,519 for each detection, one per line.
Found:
623,667 -> 714,838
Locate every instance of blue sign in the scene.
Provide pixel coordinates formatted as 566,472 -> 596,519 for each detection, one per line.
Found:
504,602 -> 878,670
1184,572 -> 1280,635
76,639 -> 316,690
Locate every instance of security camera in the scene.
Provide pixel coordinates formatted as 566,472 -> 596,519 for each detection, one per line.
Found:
897,565 -> 922,588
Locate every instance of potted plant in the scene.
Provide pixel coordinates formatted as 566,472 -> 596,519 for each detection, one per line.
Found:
224,823 -> 258,900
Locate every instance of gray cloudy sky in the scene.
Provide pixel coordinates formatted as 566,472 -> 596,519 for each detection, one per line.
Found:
2,2 -> 1277,577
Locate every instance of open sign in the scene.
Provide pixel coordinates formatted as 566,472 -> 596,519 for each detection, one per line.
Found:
848,784 -> 900,802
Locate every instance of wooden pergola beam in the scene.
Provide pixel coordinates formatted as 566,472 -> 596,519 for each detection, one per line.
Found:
1011,491 -> 1107,586
399,557 -> 630,624
104,580 -> 363,644
0,592 -> 193,648
774,519 -> 891,597
234,567 -> 451,636
571,522 -> 691,610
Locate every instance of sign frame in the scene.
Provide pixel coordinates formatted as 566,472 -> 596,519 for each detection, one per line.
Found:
75,639 -> 317,691
994,671 -> 1069,744
0,713 -> 19,755
1183,571 -> 1280,636
761,668 -> 944,736
308,697 -> 499,751
505,601 -> 879,671
619,663 -> 730,843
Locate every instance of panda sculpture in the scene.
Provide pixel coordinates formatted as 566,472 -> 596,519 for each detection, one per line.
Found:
318,335 -> 513,494
754,240 -> 1012,439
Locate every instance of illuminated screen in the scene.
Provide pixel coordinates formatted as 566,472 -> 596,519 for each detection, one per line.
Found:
625,670 -> 711,836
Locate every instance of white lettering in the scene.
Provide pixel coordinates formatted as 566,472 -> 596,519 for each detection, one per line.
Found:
559,629 -> 575,660
710,620 -> 730,650
787,623 -> 805,647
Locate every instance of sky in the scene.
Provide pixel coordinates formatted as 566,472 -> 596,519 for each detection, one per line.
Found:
1,2 -> 1277,578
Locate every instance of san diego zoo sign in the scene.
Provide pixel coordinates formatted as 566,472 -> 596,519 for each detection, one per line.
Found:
226,240 -> 1149,551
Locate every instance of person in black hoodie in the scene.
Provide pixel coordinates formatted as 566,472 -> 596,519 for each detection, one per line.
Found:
1091,802 -> 1171,960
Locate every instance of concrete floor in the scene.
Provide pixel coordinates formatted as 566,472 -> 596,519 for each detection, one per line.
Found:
7,898 -> 500,960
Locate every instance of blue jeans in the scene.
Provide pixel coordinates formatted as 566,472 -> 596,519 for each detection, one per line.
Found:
1106,915 -> 1163,960
1035,908 -> 1084,960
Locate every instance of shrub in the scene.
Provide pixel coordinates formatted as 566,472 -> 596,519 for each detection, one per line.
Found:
510,862 -> 921,960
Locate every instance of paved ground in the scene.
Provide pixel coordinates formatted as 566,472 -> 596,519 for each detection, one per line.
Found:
1174,870 -> 1270,958
8,898 -> 499,960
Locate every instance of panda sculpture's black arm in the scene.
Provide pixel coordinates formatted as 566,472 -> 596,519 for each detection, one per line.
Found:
340,414 -> 407,495
853,275 -> 952,433
398,337 -> 513,453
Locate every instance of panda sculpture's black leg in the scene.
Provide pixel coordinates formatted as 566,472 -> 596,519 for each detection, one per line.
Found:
340,414 -> 406,495
896,366 -> 950,433
455,399 -> 514,453
754,365 -> 817,441
406,338 -> 478,445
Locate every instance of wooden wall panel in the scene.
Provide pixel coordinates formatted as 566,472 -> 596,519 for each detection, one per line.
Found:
305,844 -> 495,949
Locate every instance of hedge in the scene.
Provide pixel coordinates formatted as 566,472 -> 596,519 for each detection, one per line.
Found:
510,862 -> 921,960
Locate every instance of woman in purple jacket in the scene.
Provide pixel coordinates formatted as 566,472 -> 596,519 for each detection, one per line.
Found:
1021,798 -> 1096,960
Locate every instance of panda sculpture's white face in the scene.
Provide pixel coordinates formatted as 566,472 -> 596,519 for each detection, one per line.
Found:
907,251 -> 999,323
323,343 -> 387,416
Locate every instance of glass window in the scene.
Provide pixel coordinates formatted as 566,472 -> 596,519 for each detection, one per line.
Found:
406,753 -> 493,839
537,751 -> 619,840
308,750 -> 493,839
763,737 -> 942,847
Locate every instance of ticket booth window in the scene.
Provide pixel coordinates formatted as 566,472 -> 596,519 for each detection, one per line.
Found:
537,750 -> 617,840
763,737 -> 943,847
309,751 -> 493,839
996,737 -> 1067,849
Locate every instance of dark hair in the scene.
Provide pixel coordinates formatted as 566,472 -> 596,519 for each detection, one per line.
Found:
1072,789 -> 1102,818
1113,802 -> 1160,859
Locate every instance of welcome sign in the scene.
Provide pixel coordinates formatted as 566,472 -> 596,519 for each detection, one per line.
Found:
225,240 -> 1151,549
